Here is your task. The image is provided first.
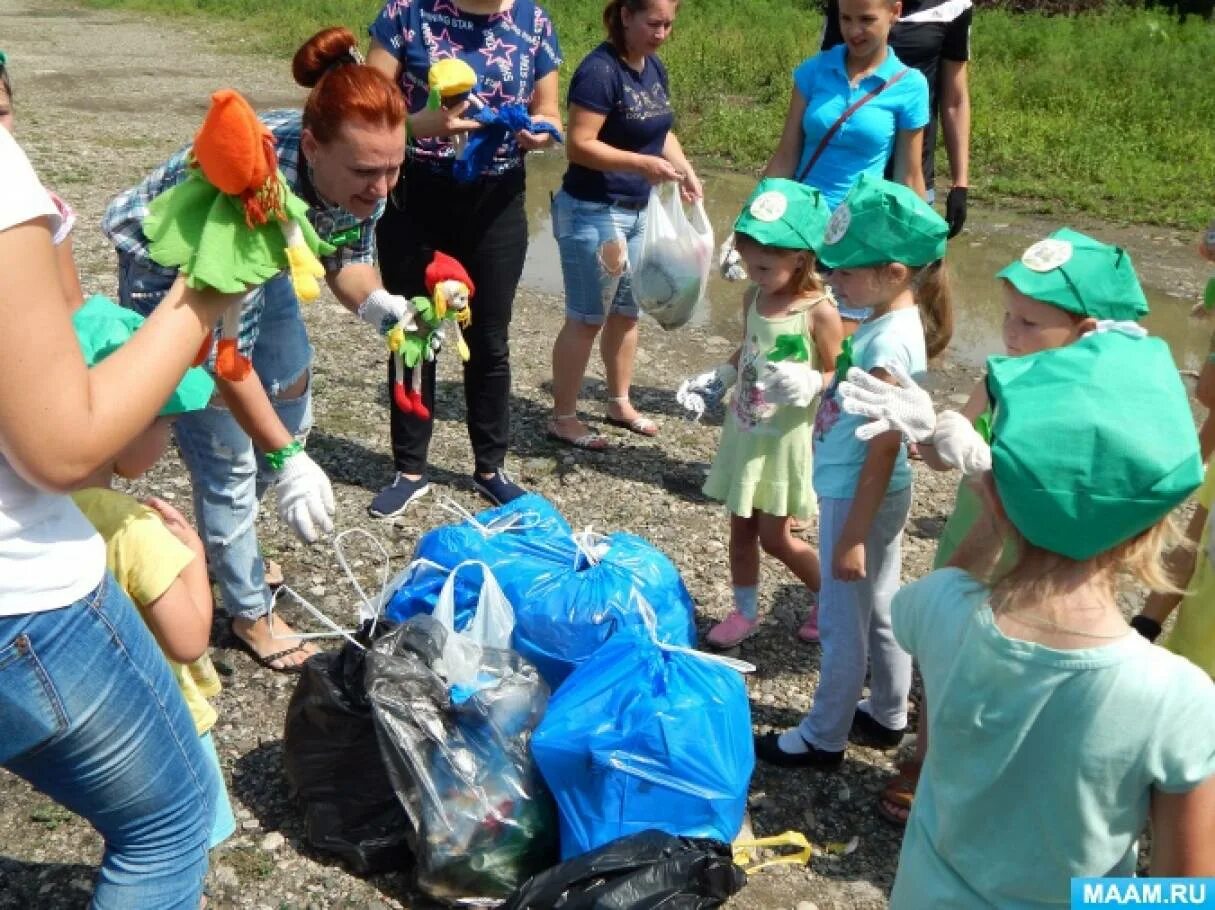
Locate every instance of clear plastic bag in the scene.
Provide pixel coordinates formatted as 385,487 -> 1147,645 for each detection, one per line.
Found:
366,607 -> 557,902
431,560 -> 515,689
631,183 -> 714,330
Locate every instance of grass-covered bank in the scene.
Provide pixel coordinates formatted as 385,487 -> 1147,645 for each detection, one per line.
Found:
83,0 -> 1215,228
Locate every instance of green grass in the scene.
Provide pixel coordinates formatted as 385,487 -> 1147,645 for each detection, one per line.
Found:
82,0 -> 1215,228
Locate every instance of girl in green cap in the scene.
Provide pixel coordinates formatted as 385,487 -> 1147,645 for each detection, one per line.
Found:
754,175 -> 953,769
841,228 -> 1152,824
681,177 -> 842,649
852,332 -> 1215,903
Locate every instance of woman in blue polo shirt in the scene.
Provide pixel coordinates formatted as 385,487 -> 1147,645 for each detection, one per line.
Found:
546,0 -> 701,451
765,0 -> 929,209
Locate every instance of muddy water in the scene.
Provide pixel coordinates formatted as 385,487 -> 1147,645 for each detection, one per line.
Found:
520,152 -> 1210,371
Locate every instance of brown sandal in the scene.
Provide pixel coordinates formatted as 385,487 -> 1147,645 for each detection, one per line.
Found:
876,758 -> 921,827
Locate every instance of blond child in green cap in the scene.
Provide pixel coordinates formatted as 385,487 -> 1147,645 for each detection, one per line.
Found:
753,174 -> 953,768
841,227 -> 1151,824
678,178 -> 843,648
68,294 -> 236,851
864,332 -> 1215,904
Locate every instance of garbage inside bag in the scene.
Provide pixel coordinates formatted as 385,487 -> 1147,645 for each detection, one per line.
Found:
500,829 -> 747,910
366,614 -> 558,903
512,531 -> 697,690
631,183 -> 714,331
283,619 -> 412,875
532,599 -> 754,859
382,493 -> 574,630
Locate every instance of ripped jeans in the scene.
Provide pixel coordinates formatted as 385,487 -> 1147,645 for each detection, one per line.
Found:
118,257 -> 313,622
551,189 -> 646,325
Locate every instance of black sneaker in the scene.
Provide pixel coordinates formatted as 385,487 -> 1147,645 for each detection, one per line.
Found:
368,473 -> 429,519
754,732 -> 844,770
472,468 -> 526,506
849,706 -> 906,751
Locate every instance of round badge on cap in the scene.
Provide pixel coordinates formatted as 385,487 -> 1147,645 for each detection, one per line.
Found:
1020,238 -> 1073,272
824,205 -> 851,245
749,191 -> 788,222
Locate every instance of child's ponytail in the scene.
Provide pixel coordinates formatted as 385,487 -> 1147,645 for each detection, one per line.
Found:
914,260 -> 954,359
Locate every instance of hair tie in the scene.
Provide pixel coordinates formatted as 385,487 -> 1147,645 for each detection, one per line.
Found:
325,46 -> 364,75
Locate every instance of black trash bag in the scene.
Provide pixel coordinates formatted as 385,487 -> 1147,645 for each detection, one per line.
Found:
283,620 -> 412,875
366,615 -> 558,905
500,829 -> 747,910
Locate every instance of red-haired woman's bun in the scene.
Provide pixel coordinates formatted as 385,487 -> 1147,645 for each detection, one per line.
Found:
292,27 -> 358,88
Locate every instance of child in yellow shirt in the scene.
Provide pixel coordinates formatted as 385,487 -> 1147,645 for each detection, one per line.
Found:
70,294 -> 235,849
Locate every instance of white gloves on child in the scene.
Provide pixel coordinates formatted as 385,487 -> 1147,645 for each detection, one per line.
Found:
932,410 -> 992,476
839,364 -> 992,475
359,289 -> 418,335
274,450 -> 336,543
677,363 -> 737,420
838,364 -> 937,442
760,361 -> 823,407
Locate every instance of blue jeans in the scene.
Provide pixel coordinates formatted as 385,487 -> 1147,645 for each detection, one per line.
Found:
1,575 -> 212,907
551,189 -> 645,325
119,256 -> 314,621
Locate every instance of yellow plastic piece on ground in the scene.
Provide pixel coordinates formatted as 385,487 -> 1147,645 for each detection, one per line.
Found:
731,830 -> 813,873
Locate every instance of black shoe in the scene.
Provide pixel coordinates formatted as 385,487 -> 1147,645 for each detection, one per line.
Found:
849,706 -> 906,751
368,473 -> 429,519
754,732 -> 844,770
472,468 -> 526,506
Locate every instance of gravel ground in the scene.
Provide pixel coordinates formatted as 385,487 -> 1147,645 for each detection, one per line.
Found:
0,2 -> 1207,908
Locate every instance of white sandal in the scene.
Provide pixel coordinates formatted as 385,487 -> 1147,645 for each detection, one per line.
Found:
546,414 -> 609,451
605,396 -> 658,437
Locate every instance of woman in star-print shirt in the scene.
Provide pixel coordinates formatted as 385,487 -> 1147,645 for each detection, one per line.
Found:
367,0 -> 561,517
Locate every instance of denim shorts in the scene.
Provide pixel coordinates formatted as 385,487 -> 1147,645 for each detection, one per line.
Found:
551,189 -> 646,325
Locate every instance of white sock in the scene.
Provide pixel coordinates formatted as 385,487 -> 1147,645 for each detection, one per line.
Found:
777,729 -> 810,754
733,585 -> 759,620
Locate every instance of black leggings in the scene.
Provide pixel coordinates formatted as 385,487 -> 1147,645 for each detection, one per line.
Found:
376,162 -> 528,475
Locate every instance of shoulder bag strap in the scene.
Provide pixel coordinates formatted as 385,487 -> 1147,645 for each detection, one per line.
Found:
795,67 -> 911,185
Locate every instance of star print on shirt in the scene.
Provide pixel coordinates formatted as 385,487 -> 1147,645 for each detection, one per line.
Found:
479,36 -> 517,71
430,0 -> 462,16
427,26 -> 457,59
480,80 -> 518,105
384,0 -> 412,19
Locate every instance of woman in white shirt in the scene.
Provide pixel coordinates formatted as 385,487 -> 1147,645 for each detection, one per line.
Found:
0,127 -> 235,908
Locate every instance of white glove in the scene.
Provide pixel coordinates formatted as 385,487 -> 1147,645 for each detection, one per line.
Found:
759,361 -> 823,407
274,450 -> 335,543
677,363 -> 737,420
427,327 -> 445,359
718,233 -> 748,282
838,363 -> 937,442
358,289 -> 418,335
933,410 -> 992,476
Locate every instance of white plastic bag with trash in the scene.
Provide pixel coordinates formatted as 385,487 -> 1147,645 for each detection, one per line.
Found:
631,182 -> 714,330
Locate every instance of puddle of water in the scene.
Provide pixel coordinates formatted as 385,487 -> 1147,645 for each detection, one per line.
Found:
522,153 -> 1208,371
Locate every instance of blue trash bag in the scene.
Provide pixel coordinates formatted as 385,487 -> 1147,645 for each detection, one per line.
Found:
531,602 -> 755,860
508,531 -> 697,690
383,493 -> 574,629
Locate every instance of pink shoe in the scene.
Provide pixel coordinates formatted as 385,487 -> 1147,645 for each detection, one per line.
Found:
707,611 -> 759,649
798,603 -> 820,643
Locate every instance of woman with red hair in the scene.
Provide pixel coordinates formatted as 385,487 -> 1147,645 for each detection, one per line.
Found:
103,27 -> 409,672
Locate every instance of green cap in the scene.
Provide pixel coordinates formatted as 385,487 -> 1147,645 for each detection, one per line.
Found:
817,175 -> 948,270
988,331 -> 1201,561
733,178 -> 830,251
72,294 -> 215,416
996,228 -> 1149,321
